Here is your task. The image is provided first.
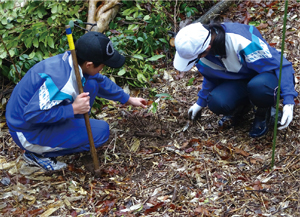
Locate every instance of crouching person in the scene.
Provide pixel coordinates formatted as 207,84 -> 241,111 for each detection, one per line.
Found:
173,22 -> 297,138
5,32 -> 147,170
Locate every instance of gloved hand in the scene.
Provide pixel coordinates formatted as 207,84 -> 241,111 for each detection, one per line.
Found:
278,104 -> 294,130
188,103 -> 203,120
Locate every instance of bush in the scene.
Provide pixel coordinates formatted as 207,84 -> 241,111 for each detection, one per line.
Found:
0,0 -> 87,83
103,0 -> 173,88
0,0 -> 208,87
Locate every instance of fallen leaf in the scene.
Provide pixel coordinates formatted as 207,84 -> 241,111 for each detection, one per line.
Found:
234,147 -> 250,157
130,137 -> 140,152
194,206 -> 210,216
40,207 -> 59,217
144,202 -> 164,214
120,203 -> 143,212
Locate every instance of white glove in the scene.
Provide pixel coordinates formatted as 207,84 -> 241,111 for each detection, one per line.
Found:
278,104 -> 294,130
188,103 -> 203,120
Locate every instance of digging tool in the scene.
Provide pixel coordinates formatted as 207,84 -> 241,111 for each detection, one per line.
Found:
65,25 -> 100,174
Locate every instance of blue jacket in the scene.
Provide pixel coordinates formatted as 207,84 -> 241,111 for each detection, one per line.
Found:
6,51 -> 129,132
195,23 -> 298,107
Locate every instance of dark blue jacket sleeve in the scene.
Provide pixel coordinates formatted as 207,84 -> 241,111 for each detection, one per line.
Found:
91,74 -> 130,104
196,77 -> 218,107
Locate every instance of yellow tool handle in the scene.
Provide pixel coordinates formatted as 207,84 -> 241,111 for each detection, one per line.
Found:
65,25 -> 100,171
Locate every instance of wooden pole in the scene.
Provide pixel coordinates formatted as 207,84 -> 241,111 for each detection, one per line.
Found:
65,25 -> 100,171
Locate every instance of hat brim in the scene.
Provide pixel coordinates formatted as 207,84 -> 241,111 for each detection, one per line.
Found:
103,50 -> 125,68
173,51 -> 198,72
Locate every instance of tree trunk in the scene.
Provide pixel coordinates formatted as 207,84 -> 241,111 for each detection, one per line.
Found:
87,0 -> 120,33
194,0 -> 234,24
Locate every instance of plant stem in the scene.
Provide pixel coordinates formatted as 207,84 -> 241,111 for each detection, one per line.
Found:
271,0 -> 288,169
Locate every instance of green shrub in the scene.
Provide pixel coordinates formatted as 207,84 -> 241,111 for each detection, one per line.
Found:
0,0 -> 87,83
103,0 -> 173,88
0,0 -> 207,88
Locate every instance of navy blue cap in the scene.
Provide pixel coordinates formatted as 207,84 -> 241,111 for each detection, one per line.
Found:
75,31 -> 125,68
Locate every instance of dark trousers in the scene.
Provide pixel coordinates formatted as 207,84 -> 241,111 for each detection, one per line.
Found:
207,73 -> 278,116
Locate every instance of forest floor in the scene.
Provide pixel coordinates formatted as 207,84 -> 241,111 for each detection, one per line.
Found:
1,1 -> 300,217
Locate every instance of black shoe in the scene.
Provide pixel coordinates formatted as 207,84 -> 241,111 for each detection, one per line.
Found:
218,104 -> 252,128
249,107 -> 270,138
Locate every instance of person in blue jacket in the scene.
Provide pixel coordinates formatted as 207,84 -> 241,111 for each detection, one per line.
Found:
6,32 -> 147,171
173,22 -> 298,138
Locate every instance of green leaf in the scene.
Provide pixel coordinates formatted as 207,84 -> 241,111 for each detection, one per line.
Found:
75,19 -> 83,24
58,4 -> 63,14
47,17 -> 54,25
124,30 -> 134,35
39,32 -> 48,42
146,55 -> 165,61
128,24 -> 138,31
7,40 -> 18,50
136,3 -> 144,11
143,15 -> 150,21
20,54 -> 29,60
187,77 -> 195,86
5,23 -> 14,29
68,20 -> 74,28
29,52 -> 35,59
8,49 -> 15,57
118,68 -> 126,76
1,65 -> 9,77
122,8 -> 136,16
33,37 -> 39,48
159,38 -> 168,44
47,37 -> 54,48
249,21 -> 260,26
9,68 -> 16,80
37,9 -> 43,18
150,102 -> 158,114
133,11 -> 139,18
137,73 -> 147,83
24,37 -> 33,48
24,62 -> 31,70
51,5 -> 57,14
35,51 -> 43,61
155,93 -> 172,98
1,17 -> 7,25
132,54 -> 144,60
133,80 -> 142,87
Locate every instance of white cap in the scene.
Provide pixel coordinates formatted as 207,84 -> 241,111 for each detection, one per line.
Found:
173,23 -> 211,71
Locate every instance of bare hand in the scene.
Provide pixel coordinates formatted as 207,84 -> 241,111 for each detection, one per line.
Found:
72,92 -> 90,114
126,97 -> 147,108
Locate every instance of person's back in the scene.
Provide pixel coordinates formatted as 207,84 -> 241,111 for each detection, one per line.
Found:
6,53 -> 74,132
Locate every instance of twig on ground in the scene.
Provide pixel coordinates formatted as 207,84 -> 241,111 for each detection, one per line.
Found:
172,182 -> 177,202
204,160 -> 211,193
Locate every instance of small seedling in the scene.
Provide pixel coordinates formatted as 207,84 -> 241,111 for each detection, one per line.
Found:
149,93 -> 173,114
